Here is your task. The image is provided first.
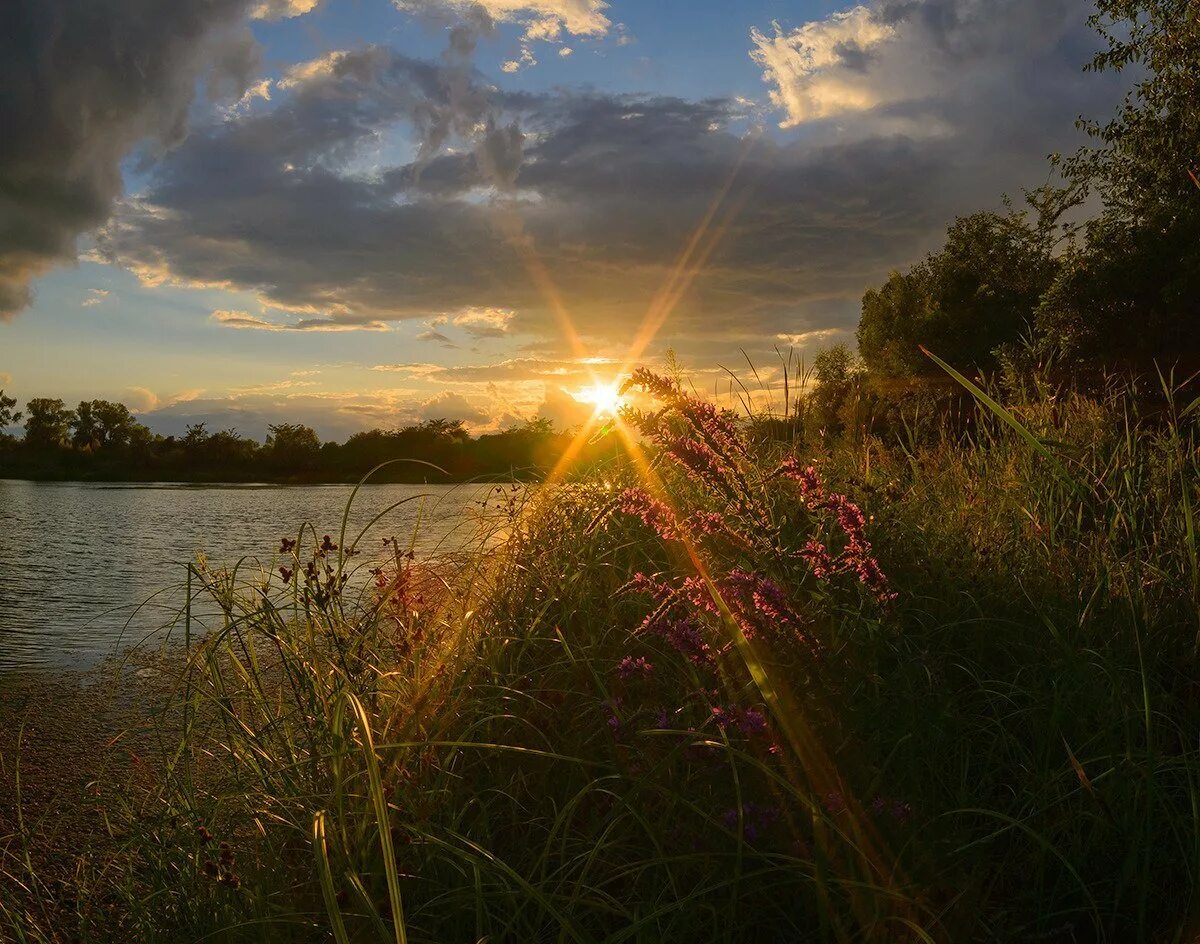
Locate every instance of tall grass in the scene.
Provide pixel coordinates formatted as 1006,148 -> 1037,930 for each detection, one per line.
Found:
4,368 -> 1200,943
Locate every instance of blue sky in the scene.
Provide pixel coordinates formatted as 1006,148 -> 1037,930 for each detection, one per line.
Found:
1,0 -> 1122,438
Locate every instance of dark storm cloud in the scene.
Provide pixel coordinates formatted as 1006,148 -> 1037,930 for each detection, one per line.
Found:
95,0 -> 1124,352
0,0 -> 269,318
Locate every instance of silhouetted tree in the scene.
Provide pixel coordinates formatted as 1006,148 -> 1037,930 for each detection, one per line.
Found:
23,398 -> 73,449
0,390 -> 21,439
858,202 -> 1063,377
265,423 -> 321,475
1039,0 -> 1200,364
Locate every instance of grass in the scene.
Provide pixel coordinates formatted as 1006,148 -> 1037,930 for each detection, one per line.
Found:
2,366 -> 1199,943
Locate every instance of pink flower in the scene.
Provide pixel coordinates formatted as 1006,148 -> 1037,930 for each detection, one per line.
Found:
617,656 -> 655,680
617,488 -> 680,540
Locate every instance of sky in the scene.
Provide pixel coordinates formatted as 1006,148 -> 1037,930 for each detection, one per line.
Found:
0,0 -> 1125,440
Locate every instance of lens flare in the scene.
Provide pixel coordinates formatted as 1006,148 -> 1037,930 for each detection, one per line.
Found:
578,381 -> 624,417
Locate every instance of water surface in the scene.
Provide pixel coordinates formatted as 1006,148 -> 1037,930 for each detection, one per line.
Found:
0,480 -> 509,671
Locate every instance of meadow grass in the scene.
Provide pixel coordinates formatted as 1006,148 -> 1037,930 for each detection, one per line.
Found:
3,369 -> 1199,943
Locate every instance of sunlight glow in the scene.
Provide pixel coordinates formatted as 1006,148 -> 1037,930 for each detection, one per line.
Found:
578,380 -> 624,417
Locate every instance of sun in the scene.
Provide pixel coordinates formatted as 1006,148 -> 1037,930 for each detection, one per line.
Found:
578,380 -> 624,417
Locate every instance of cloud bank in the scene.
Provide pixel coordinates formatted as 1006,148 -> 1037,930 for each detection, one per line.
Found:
89,0 -> 1117,361
0,0 -> 277,318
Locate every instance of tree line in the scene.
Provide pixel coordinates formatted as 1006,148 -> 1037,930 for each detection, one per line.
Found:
0,394 -> 615,483
847,0 -> 1199,388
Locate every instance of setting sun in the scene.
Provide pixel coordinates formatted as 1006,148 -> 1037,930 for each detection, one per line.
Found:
578,380 -> 624,417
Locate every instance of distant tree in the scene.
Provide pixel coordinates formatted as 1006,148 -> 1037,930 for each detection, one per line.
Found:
265,423 -> 322,474
70,400 -> 98,449
22,398 -> 73,449
0,390 -> 21,437
72,399 -> 149,450
858,202 -> 1064,377
804,345 -> 861,436
182,424 -> 209,451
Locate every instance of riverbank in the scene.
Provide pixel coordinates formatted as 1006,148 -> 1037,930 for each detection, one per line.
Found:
3,373 -> 1199,942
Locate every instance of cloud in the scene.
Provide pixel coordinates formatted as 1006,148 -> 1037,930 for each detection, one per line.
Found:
536,385 -> 592,430
417,328 -> 459,347
752,0 -> 1099,133
750,7 -> 897,125
775,328 -> 849,348
395,0 -> 610,41
415,390 -> 489,424
82,289 -> 111,307
0,0 -> 270,319
0,373 -> 12,387
91,5 -> 1121,358
251,0 -> 322,18
124,386 -> 160,412
138,388 -> 426,440
452,307 -> 515,338
211,309 -> 391,332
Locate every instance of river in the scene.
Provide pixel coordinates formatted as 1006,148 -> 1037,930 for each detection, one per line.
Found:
0,479 -> 514,671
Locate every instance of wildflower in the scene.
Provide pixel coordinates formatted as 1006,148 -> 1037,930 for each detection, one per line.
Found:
617,487 -> 680,540
623,572 -> 673,602
870,796 -> 913,823
620,367 -> 679,401
800,540 -> 833,579
641,612 -> 712,665
711,705 -> 768,738
279,537 -> 296,553
774,456 -> 824,503
617,655 -> 654,680
662,435 -> 737,496
684,510 -> 726,536
320,534 -> 338,553
278,565 -> 293,582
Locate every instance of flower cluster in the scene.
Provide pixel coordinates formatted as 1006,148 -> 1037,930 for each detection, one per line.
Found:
774,460 -> 896,603
617,488 -> 680,541
617,655 -> 655,680
595,368 -> 901,851
710,704 -> 768,738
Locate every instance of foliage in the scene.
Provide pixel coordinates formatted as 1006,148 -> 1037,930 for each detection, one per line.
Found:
21,397 -> 73,449
0,405 -> 615,483
0,389 -> 20,438
857,202 -> 1065,378
855,1 -> 1200,373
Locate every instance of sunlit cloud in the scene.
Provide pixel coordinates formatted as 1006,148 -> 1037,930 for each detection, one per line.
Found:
750,7 -> 896,126
251,0 -> 322,19
277,50 -> 350,90
211,310 -> 391,332
82,289 -> 111,307
394,0 -> 610,41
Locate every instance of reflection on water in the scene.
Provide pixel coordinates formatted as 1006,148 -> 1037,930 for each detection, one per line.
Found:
0,480 -> 510,671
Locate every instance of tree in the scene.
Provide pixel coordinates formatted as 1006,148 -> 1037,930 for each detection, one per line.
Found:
0,390 -> 21,439
71,399 -> 147,450
858,203 -> 1062,377
70,400 -> 99,450
1064,0 -> 1200,220
804,345 -> 861,436
265,423 -> 322,474
22,398 -> 73,449
1040,0 -> 1200,365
